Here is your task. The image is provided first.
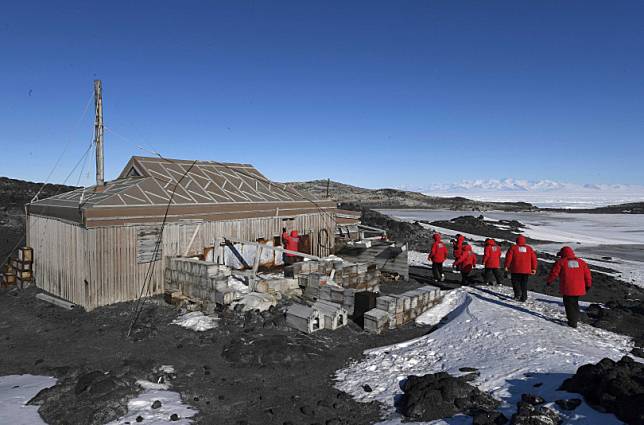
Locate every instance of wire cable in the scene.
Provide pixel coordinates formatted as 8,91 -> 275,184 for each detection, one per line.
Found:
127,160 -> 198,337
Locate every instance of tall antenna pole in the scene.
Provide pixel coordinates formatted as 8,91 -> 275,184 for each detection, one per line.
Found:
94,80 -> 105,191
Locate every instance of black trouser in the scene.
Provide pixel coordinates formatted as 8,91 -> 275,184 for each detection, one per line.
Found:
432,262 -> 444,281
563,296 -> 580,327
484,268 -> 503,285
461,270 -> 473,285
511,273 -> 529,301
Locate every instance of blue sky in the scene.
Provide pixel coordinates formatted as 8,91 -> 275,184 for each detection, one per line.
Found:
1,1 -> 643,188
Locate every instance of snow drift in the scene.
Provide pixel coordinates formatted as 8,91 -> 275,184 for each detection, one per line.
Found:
335,286 -> 636,424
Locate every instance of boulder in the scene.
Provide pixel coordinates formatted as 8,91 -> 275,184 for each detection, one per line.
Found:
398,372 -> 500,421
559,356 -> 644,425
511,403 -> 560,425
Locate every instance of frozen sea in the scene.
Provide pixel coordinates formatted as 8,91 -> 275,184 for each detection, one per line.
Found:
379,209 -> 644,287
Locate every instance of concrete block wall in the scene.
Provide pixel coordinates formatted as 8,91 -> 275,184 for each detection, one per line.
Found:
165,257 -> 234,305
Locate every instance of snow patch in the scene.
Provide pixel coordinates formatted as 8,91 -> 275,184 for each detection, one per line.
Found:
172,311 -> 219,332
228,275 -> 251,295
0,375 -> 56,424
335,286 -> 633,424
232,292 -> 277,312
105,380 -> 196,425
415,288 -> 466,326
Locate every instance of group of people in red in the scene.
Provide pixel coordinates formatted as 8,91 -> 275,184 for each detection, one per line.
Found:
428,233 -> 592,328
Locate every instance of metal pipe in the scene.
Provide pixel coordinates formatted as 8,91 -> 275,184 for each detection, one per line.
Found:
36,293 -> 77,310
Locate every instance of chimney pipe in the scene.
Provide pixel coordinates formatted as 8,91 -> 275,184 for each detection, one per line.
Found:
94,80 -> 105,192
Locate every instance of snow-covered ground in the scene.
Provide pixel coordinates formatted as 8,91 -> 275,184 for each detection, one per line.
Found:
383,209 -> 644,287
105,376 -> 197,425
335,286 -> 636,424
0,375 -> 56,424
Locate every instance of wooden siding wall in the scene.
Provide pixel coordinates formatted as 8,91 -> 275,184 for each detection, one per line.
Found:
28,212 -> 335,311
28,215 -> 88,306
162,212 -> 336,259
28,215 -> 162,310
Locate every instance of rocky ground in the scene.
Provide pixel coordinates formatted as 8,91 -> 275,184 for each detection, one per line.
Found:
1,179 -> 643,424
0,284 -> 432,425
288,180 -> 536,211
426,215 -> 545,244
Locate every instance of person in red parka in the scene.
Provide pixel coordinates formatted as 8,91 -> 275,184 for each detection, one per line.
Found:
452,234 -> 465,259
427,233 -> 448,283
453,244 -> 477,285
547,246 -> 592,328
504,235 -> 537,302
483,238 -> 503,285
281,228 -> 301,265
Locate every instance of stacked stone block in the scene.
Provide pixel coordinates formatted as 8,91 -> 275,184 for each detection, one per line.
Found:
165,257 -> 236,306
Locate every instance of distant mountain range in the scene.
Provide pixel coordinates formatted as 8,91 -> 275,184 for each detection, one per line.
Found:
398,179 -> 644,208
402,179 -> 644,193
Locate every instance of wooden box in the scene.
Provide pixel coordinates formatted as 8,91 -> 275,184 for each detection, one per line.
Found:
2,272 -> 17,286
19,247 -> 33,263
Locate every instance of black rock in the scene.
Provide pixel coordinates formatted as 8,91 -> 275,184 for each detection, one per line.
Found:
559,356 -> 644,425
136,416 -> 143,423
362,384 -> 372,392
300,405 -> 315,416
520,393 -> 546,406
398,372 -> 500,421
170,413 -> 179,421
151,400 -> 162,409
459,366 -> 479,372
511,404 -> 560,425
631,346 -> 644,358
554,398 -> 582,411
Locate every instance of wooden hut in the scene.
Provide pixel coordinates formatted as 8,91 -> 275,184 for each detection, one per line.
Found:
27,156 -> 336,310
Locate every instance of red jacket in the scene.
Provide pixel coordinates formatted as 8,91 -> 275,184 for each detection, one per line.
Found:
547,246 -> 592,296
428,234 -> 448,263
483,239 -> 502,269
454,245 -> 477,273
282,230 -> 300,257
453,234 -> 465,259
504,235 -> 537,274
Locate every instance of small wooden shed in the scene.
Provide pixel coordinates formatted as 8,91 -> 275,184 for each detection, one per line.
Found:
27,156 -> 336,310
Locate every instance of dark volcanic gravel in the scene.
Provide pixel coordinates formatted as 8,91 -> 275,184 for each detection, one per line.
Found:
428,215 -> 545,244
0,285 -> 431,425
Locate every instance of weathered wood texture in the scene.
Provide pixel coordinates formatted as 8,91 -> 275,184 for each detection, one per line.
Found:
28,212 -> 334,310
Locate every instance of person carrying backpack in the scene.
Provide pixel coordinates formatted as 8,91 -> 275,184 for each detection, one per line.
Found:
504,235 -> 537,301
428,233 -> 448,283
483,238 -> 503,285
546,246 -> 592,328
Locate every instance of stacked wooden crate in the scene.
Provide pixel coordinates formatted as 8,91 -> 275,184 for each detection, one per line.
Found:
7,247 -> 33,288
363,286 -> 442,334
1,262 -> 17,287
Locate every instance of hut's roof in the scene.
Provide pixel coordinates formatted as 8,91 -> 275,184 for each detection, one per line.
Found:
28,156 -> 334,227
